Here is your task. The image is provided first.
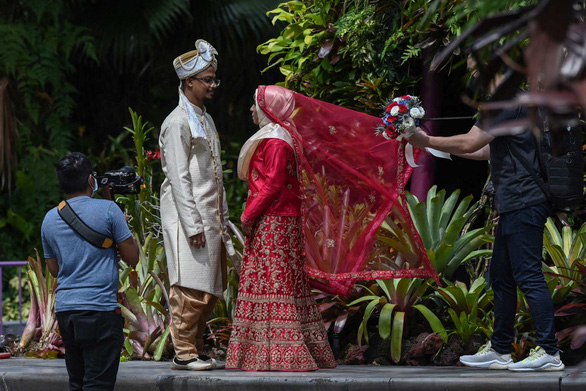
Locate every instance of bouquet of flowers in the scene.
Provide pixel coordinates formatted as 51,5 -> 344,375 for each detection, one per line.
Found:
375,95 -> 425,140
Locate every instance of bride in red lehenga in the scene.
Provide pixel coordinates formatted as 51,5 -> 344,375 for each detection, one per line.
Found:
226,86 -> 336,371
226,85 -> 436,371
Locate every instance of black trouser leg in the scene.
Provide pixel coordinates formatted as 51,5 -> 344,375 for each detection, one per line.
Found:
490,202 -> 557,355
57,312 -> 85,391
57,310 -> 124,391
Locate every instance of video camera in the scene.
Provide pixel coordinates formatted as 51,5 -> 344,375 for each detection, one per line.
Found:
95,166 -> 143,195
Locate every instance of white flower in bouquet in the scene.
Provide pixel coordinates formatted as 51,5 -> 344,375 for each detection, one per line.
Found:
399,117 -> 415,133
390,106 -> 400,116
410,107 -> 423,119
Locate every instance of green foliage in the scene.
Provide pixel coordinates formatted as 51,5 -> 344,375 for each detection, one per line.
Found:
555,260 -> 586,350
348,278 -> 446,363
434,278 -> 493,343
542,218 -> 586,304
405,186 -> 494,279
541,220 -> 586,351
258,0 -> 417,112
1,275 -> 31,322
257,0 -> 535,112
116,109 -> 172,361
121,109 -> 159,239
0,0 -> 97,264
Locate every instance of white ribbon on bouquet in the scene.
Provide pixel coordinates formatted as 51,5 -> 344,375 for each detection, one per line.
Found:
397,127 -> 451,168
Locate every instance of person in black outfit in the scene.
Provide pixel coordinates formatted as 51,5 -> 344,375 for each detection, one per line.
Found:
408,84 -> 564,371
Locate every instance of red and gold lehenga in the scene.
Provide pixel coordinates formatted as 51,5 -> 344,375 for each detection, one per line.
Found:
226,85 -> 437,371
226,136 -> 335,371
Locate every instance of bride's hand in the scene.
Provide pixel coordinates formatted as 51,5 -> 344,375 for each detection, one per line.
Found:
242,221 -> 254,238
407,127 -> 430,149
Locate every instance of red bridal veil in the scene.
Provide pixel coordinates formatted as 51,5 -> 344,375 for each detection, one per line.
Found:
256,85 -> 437,295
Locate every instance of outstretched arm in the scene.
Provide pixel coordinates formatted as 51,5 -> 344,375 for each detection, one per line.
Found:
409,125 -> 493,158
454,144 -> 491,160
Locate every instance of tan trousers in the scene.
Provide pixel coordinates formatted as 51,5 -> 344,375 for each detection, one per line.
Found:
169,285 -> 218,360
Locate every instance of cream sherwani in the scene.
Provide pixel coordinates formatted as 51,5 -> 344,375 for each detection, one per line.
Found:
159,103 -> 235,299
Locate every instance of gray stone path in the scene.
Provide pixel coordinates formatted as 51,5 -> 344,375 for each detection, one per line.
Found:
0,358 -> 585,391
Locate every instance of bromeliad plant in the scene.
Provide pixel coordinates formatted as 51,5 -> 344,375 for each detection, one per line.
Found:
348,278 -> 446,363
433,278 -> 493,344
302,170 -> 377,294
555,260 -> 586,351
19,249 -> 63,358
405,186 -> 495,280
542,218 -> 586,304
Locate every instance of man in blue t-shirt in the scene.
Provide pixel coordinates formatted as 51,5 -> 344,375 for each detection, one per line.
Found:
41,152 -> 139,390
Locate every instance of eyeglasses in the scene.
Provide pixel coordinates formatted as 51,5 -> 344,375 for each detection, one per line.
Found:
190,77 -> 221,87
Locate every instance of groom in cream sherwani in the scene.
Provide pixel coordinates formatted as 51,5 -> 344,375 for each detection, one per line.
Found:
159,39 -> 235,371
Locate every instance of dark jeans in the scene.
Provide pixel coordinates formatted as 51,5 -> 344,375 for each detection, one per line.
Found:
57,310 -> 124,391
490,201 -> 558,355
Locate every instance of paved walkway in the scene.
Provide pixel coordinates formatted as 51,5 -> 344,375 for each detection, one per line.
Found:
0,358 -> 585,391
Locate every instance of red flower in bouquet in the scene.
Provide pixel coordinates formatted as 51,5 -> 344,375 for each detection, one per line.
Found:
385,124 -> 399,139
386,102 -> 398,112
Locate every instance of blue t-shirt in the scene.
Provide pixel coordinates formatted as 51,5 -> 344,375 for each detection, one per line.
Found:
41,196 -> 132,312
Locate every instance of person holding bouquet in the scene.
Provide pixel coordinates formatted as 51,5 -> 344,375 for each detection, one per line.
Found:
407,68 -> 564,371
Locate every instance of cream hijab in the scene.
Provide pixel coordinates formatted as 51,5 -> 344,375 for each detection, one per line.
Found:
237,89 -> 296,181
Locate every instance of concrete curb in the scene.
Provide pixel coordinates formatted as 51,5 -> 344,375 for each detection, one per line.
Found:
0,358 -> 584,391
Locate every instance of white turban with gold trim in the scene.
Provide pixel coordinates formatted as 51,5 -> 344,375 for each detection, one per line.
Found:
173,39 -> 218,80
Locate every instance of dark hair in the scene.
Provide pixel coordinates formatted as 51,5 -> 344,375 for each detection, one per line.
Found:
55,152 -> 93,194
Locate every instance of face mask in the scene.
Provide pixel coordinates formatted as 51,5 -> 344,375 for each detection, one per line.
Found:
88,175 -> 98,197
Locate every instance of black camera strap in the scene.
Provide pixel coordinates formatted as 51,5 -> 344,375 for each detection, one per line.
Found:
57,200 -> 114,249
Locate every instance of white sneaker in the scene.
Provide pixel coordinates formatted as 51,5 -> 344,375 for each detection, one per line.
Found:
172,356 -> 213,371
508,346 -> 565,372
459,341 -> 512,369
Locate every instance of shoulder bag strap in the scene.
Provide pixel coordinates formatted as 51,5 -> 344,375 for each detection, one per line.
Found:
57,200 -> 114,249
